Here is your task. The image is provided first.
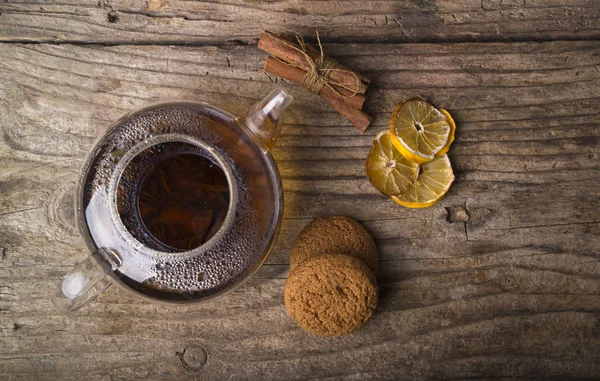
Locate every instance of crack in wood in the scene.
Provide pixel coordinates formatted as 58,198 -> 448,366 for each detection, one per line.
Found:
488,220 -> 600,231
9,158 -> 75,177
1,35 -> 599,47
117,8 -> 235,23
0,206 -> 44,217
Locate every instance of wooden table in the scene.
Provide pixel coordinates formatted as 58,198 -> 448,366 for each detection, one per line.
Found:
1,1 -> 599,380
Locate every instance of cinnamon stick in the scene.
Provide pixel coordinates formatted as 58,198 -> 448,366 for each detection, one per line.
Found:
265,56 -> 365,110
303,41 -> 365,104
322,90 -> 372,133
331,83 -> 366,109
265,57 -> 372,132
258,31 -> 369,95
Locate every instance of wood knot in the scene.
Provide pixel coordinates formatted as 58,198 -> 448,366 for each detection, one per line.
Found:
176,344 -> 208,373
469,207 -> 492,222
107,10 -> 119,23
446,205 -> 492,223
501,275 -> 518,291
47,184 -> 78,236
446,206 -> 469,223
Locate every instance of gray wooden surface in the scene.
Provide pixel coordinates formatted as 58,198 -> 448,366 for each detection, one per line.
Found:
1,0 -> 599,44
1,1 -> 600,380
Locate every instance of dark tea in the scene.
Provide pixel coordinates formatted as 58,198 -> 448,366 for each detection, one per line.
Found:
116,141 -> 230,252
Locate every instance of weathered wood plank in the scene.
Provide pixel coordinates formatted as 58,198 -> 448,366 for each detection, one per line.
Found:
1,0 -> 599,44
1,41 -> 599,380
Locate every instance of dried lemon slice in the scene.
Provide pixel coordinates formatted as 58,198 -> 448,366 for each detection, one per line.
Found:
366,131 -> 419,196
389,97 -> 451,164
437,109 -> 456,157
391,154 -> 454,208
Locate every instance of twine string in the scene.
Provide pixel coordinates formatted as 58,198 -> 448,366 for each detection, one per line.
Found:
274,30 -> 361,97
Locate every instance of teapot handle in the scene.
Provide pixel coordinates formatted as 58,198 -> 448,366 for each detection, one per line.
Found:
244,87 -> 293,150
52,248 -> 122,313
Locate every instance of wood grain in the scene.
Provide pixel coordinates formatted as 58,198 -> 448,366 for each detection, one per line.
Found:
1,41 -> 600,380
0,0 -> 599,44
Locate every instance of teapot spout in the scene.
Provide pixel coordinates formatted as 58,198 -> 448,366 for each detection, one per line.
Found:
244,87 -> 293,150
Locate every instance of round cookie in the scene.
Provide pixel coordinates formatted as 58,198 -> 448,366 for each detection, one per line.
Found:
290,216 -> 378,274
284,253 -> 378,336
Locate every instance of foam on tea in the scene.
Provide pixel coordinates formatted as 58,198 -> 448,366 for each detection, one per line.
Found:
116,142 -> 230,252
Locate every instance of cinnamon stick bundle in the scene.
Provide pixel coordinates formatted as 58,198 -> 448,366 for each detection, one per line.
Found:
265,57 -> 371,131
258,31 -> 372,132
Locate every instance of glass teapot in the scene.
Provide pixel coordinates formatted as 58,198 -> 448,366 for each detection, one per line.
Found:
52,88 -> 293,313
